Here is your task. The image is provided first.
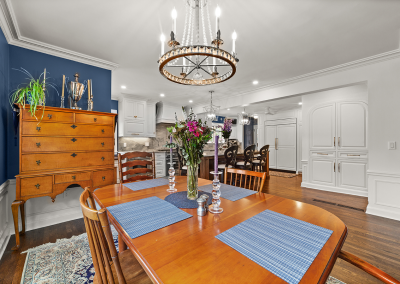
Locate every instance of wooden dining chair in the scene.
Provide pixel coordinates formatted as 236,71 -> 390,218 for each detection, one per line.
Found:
224,168 -> 266,193
338,250 -> 400,284
218,145 -> 238,181
118,152 -> 155,184
236,144 -> 256,170
79,188 -> 152,284
252,145 -> 269,172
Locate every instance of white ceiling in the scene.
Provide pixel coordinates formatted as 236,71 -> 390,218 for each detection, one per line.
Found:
10,0 -> 400,109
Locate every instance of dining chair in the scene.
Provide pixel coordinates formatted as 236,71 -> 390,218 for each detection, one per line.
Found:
218,145 -> 238,181
338,250 -> 399,284
236,144 -> 256,170
176,145 -> 187,176
252,145 -> 269,172
224,168 -> 267,193
79,188 -> 152,284
118,152 -> 155,184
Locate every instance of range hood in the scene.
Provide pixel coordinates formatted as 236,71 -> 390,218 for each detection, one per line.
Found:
156,102 -> 185,124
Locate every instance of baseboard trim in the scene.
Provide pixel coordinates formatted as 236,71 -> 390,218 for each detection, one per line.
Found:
0,226 -> 11,262
366,205 -> 400,222
301,182 -> 368,197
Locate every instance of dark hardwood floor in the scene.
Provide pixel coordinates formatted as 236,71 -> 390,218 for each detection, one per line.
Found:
1,174 -> 399,284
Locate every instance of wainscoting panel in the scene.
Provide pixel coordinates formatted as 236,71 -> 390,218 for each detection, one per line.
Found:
0,180 -> 10,261
367,172 -> 400,221
301,160 -> 308,182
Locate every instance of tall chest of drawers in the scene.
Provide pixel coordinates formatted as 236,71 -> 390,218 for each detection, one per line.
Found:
12,105 -> 117,250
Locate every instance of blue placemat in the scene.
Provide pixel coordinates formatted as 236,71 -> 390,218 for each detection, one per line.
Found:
123,178 -> 169,191
164,191 -> 213,208
198,183 -> 257,201
107,196 -> 192,239
216,209 -> 333,284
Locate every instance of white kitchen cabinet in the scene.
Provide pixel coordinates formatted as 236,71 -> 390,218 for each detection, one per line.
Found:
310,158 -> 336,187
155,152 -> 166,177
147,102 -> 156,137
265,125 -> 277,168
337,159 -> 367,192
310,103 -> 336,149
337,102 -> 367,150
124,120 -> 145,136
123,99 -> 146,120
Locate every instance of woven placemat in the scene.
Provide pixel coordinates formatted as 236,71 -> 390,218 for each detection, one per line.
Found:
164,191 -> 212,208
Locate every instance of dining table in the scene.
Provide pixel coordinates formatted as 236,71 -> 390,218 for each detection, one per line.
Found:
93,176 -> 347,284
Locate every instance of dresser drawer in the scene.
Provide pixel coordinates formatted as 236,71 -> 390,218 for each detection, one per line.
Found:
54,172 -> 91,184
21,176 -> 53,197
22,137 -> 114,152
93,169 -> 114,188
22,108 -> 74,123
155,160 -> 165,167
75,113 -> 114,125
21,152 -> 114,172
155,153 -> 166,160
22,121 -> 114,137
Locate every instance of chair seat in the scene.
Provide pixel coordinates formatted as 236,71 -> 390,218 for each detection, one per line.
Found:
236,161 -> 245,165
218,164 -> 233,169
93,249 -> 152,284
182,165 -> 187,170
252,160 -> 265,164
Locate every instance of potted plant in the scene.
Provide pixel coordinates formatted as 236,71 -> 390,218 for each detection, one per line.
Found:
9,68 -> 58,121
221,118 -> 233,140
168,108 -> 213,200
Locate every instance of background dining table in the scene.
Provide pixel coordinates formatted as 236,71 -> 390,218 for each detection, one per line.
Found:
93,176 -> 347,284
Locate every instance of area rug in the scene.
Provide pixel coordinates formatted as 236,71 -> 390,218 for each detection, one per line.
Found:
20,227 -> 344,284
270,171 -> 298,178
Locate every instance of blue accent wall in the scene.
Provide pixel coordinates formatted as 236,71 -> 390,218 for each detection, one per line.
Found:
6,46 -> 112,179
111,99 -> 118,112
0,28 -> 9,185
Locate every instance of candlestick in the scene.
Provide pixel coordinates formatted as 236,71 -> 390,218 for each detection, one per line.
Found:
209,171 -> 223,214
61,75 -> 65,98
43,68 -> 46,91
170,134 -> 173,165
90,79 -> 93,100
214,133 -> 218,173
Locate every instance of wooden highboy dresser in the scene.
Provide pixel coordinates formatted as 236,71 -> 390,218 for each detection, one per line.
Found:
12,105 -> 117,250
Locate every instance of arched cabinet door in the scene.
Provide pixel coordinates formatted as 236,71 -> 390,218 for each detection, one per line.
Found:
310,103 -> 336,149
337,102 -> 367,151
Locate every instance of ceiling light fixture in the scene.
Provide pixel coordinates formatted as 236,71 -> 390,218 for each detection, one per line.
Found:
238,107 -> 251,125
227,108 -> 230,110
204,91 -> 220,121
189,100 -> 193,103
160,93 -> 165,97
158,0 -> 239,86
298,102 -> 303,105
253,80 -> 258,85
121,85 -> 126,89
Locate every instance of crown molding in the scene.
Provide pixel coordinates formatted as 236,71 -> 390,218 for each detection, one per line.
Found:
0,0 -> 119,70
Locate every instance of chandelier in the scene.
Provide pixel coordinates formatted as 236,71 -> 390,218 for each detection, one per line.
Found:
158,0 -> 239,86
204,91 -> 220,121
238,108 -> 251,125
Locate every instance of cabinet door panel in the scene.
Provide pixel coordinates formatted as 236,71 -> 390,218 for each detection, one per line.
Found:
338,102 -> 367,150
311,159 -> 335,186
124,99 -> 135,120
276,124 -> 296,171
277,148 -> 296,170
265,125 -> 276,168
124,121 -> 145,136
310,104 -> 335,149
338,160 -> 367,191
135,102 -> 146,119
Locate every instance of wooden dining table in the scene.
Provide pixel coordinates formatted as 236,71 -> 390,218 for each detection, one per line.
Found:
93,176 -> 347,284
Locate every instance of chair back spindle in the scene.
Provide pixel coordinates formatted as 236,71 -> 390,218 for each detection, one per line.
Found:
224,168 -> 266,192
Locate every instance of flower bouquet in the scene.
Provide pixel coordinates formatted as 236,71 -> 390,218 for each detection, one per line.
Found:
168,108 -> 213,200
221,118 -> 232,140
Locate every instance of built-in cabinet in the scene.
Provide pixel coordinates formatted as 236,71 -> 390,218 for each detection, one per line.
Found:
308,101 -> 368,196
265,118 -> 297,171
118,97 -> 156,137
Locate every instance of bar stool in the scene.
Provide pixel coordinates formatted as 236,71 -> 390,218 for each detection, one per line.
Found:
252,145 -> 269,172
218,145 -> 238,182
236,144 -> 255,170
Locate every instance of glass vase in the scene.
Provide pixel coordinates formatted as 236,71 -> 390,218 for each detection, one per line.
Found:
187,164 -> 199,200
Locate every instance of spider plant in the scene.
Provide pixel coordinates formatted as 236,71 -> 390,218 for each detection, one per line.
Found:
9,68 -> 59,121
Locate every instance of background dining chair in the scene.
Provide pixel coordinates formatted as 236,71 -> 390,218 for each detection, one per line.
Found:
338,250 -> 400,284
218,145 -> 238,181
79,188 -> 151,284
252,145 -> 269,172
236,144 -> 256,170
224,168 -> 267,193
118,152 -> 155,184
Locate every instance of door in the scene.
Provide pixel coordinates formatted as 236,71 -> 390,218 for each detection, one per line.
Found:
337,159 -> 367,192
276,124 -> 296,171
310,158 -> 336,187
337,102 -> 367,150
265,125 -> 277,169
310,103 -> 336,149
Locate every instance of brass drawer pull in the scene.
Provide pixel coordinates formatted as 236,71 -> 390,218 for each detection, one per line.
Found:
36,160 -> 41,165
72,175 -> 76,180
94,118 -> 97,122
101,142 -> 105,147
101,157 -> 105,161
317,153 -> 328,155
134,115 -> 137,118
35,184 -> 40,189
71,153 -> 77,157
47,114 -> 52,119
347,154 -> 361,157
71,124 -> 77,129
71,138 -> 77,142
131,133 -> 140,135
36,142 -> 41,147
36,126 -> 41,131
101,129 -> 105,133
102,176 -> 105,181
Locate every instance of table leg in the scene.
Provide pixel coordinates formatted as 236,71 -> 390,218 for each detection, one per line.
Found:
118,233 -> 127,252
11,200 -> 25,250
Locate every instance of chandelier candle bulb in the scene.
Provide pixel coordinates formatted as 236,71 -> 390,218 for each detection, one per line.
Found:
160,34 -> 165,55
232,31 -> 237,53
171,8 -> 177,34
215,6 -> 221,34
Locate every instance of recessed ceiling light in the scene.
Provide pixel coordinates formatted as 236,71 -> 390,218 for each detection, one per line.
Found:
227,108 -> 230,110
189,100 -> 193,103
253,80 -> 258,85
160,93 -> 165,97
243,104 -> 248,107
121,85 -> 126,89
298,102 -> 302,105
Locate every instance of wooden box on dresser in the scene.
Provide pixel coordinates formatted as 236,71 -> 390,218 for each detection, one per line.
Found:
12,105 -> 117,250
